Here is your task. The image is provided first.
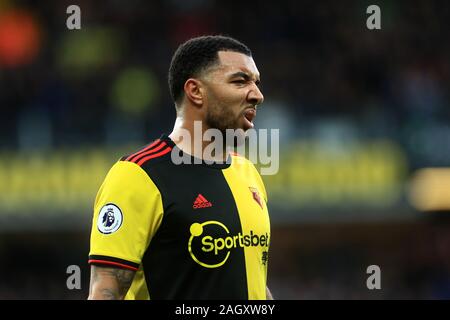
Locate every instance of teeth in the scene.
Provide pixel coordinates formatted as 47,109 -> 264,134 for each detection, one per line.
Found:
244,111 -> 255,122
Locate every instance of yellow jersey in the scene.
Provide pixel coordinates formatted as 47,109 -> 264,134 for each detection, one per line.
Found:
89,135 -> 271,299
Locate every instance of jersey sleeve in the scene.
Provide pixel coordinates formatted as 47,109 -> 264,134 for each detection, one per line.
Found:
88,160 -> 164,271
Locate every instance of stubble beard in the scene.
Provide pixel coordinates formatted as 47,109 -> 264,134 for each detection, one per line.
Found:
205,102 -> 246,148
205,101 -> 239,135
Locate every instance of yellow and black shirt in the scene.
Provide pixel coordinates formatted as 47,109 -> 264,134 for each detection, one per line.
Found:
89,135 -> 270,299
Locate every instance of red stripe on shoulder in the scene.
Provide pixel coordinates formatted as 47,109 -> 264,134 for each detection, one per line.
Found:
130,142 -> 168,164
126,139 -> 161,162
136,147 -> 172,166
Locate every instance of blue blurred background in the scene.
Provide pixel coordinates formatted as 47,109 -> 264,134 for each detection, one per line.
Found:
0,0 -> 449,299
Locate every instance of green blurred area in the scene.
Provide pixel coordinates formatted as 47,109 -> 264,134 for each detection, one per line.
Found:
57,27 -> 124,77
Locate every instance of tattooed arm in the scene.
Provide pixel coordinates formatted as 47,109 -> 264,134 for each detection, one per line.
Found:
88,265 -> 135,300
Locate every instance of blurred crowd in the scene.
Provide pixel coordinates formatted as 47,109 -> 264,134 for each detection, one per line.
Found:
269,217 -> 450,299
0,0 -> 449,300
1,217 -> 449,299
0,0 -> 449,168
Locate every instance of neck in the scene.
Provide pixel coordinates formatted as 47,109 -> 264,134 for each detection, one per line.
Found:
169,116 -> 230,162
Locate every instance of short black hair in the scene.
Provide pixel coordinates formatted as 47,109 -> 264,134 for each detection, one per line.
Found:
168,35 -> 252,106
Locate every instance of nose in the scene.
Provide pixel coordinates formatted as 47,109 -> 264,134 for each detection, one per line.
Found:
247,83 -> 264,106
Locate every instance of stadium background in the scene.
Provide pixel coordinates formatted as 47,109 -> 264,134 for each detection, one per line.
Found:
0,0 -> 449,299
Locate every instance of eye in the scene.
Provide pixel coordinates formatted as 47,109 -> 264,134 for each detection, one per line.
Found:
232,79 -> 246,84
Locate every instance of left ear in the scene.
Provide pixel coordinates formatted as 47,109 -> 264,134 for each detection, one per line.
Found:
184,78 -> 204,107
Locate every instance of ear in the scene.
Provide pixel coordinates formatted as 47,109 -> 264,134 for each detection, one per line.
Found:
183,78 -> 204,107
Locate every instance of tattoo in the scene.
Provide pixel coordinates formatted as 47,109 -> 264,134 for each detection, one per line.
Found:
89,265 -> 135,300
110,267 -> 135,297
100,288 -> 118,300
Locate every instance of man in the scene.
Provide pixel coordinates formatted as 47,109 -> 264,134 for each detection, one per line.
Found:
88,35 -> 273,300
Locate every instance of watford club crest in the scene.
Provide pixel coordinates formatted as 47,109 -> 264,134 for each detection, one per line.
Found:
249,187 -> 263,209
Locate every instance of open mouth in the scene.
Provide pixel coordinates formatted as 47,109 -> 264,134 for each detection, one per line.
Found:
243,108 -> 256,129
